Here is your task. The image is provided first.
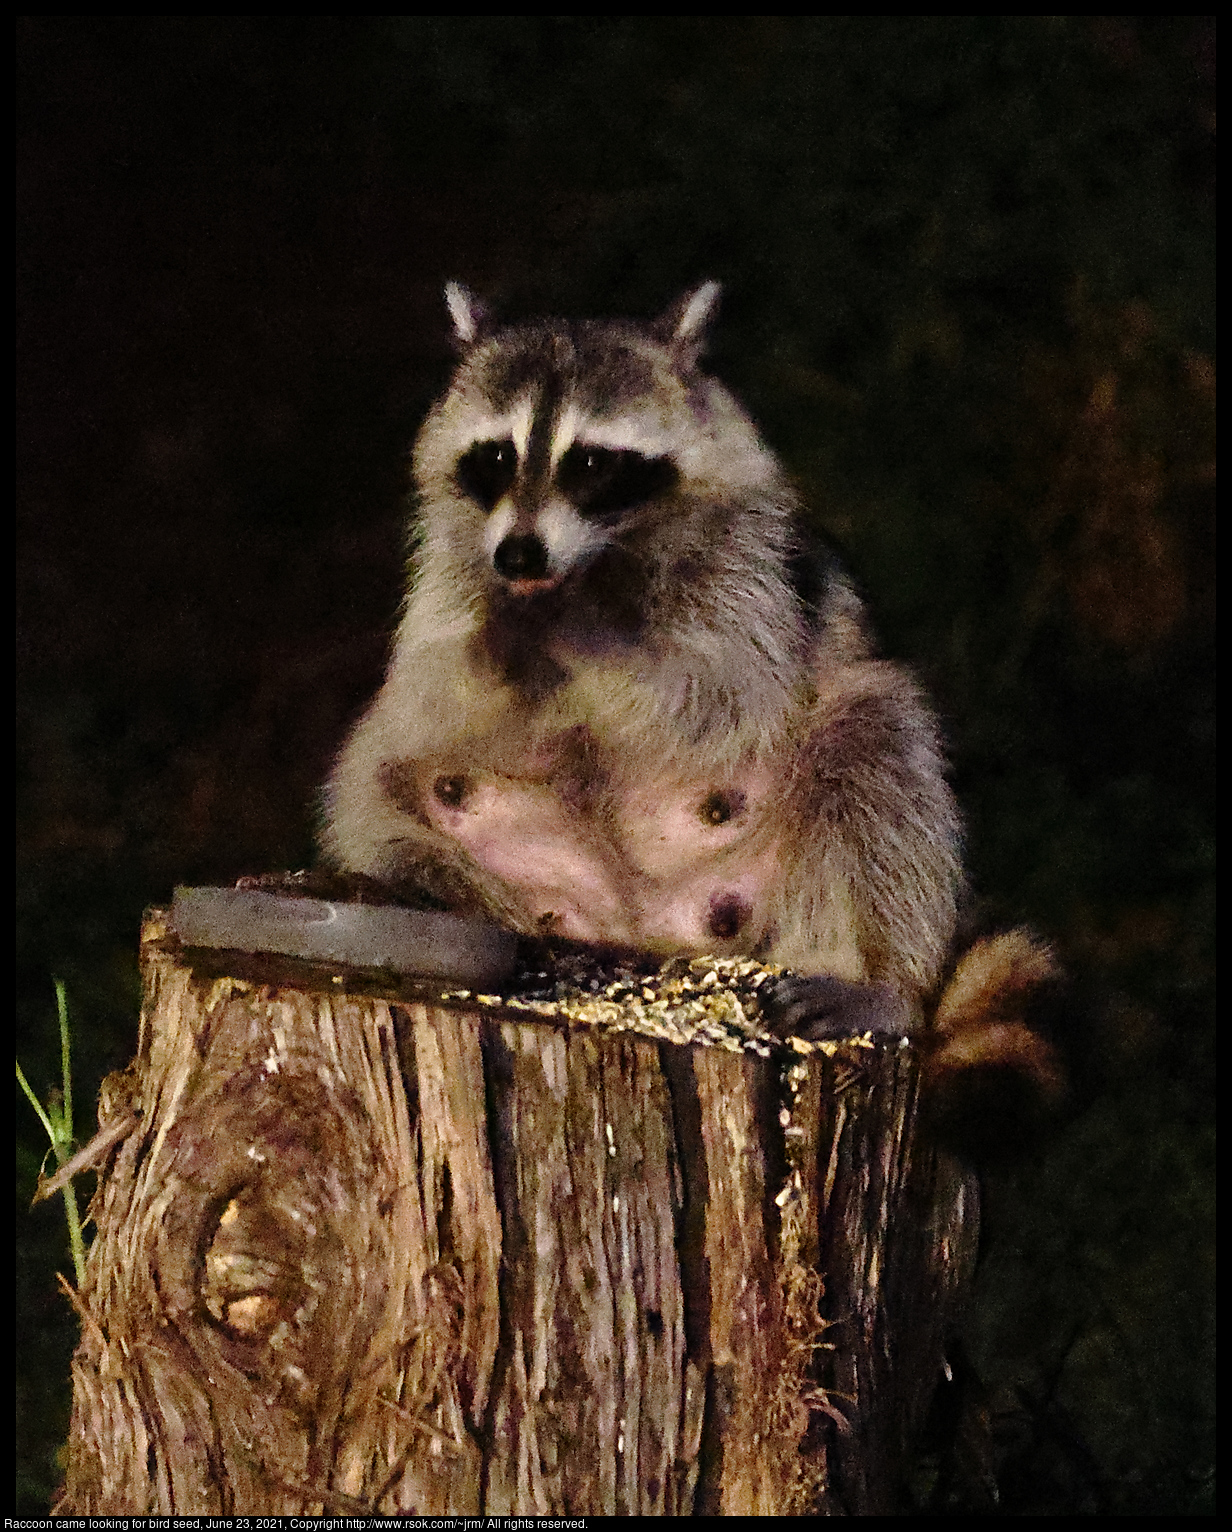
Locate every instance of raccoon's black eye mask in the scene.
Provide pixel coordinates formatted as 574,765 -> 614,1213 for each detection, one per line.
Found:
557,444 -> 678,522
456,436 -> 678,522
456,438 -> 517,510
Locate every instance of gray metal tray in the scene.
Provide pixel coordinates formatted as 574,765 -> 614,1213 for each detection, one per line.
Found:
170,886 -> 518,988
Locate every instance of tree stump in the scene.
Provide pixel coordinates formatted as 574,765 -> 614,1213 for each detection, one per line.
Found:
58,911 -> 978,1516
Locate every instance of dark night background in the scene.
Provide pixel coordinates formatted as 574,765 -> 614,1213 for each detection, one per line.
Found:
17,17 -> 1213,1514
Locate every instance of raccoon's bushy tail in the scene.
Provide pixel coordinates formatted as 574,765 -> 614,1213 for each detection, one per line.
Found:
923,929 -> 1067,1158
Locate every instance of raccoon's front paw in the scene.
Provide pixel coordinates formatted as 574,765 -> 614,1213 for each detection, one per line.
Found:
377,847 -> 528,926
381,861 -> 483,915
761,974 -> 911,1041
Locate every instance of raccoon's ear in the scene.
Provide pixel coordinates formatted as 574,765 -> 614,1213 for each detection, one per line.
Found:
655,281 -> 722,367
444,282 -> 491,351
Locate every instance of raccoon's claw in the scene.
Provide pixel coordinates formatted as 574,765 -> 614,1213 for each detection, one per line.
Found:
761,974 -> 911,1041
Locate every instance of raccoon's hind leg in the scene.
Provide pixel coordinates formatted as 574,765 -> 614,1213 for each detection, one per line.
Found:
761,974 -> 913,1039
765,931 -> 1067,1167
775,658 -> 964,996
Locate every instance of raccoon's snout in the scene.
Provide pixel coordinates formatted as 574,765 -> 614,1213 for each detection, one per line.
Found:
494,532 -> 551,584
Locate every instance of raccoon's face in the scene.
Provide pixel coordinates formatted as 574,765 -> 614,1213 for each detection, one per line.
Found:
414,285 -> 776,597
452,358 -> 681,595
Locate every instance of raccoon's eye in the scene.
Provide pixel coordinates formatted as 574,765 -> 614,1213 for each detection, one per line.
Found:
456,438 -> 518,510
557,444 -> 678,522
563,445 -> 621,479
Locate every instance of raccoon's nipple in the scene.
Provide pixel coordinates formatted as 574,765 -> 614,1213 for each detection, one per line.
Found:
494,533 -> 552,588
698,789 -> 747,826
708,891 -> 752,940
433,775 -> 470,808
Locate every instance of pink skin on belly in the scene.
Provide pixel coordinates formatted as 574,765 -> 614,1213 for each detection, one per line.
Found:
615,761 -> 781,880
423,757 -> 783,950
426,775 -> 638,942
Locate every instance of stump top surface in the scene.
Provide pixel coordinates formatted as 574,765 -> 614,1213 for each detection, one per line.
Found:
144,907 -> 884,1060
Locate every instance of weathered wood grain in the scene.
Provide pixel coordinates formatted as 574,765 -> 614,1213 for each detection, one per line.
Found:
59,913 -> 977,1515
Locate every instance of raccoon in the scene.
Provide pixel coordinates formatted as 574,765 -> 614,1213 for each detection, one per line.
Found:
324,283 -> 1055,1049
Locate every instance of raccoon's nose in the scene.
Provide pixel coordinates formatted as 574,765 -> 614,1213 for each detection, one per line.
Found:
494,533 -> 550,582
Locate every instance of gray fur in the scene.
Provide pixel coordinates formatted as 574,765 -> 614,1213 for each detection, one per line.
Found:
323,286 -> 962,1005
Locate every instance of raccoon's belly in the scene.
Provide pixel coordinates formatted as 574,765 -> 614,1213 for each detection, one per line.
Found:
420,765 -> 783,951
